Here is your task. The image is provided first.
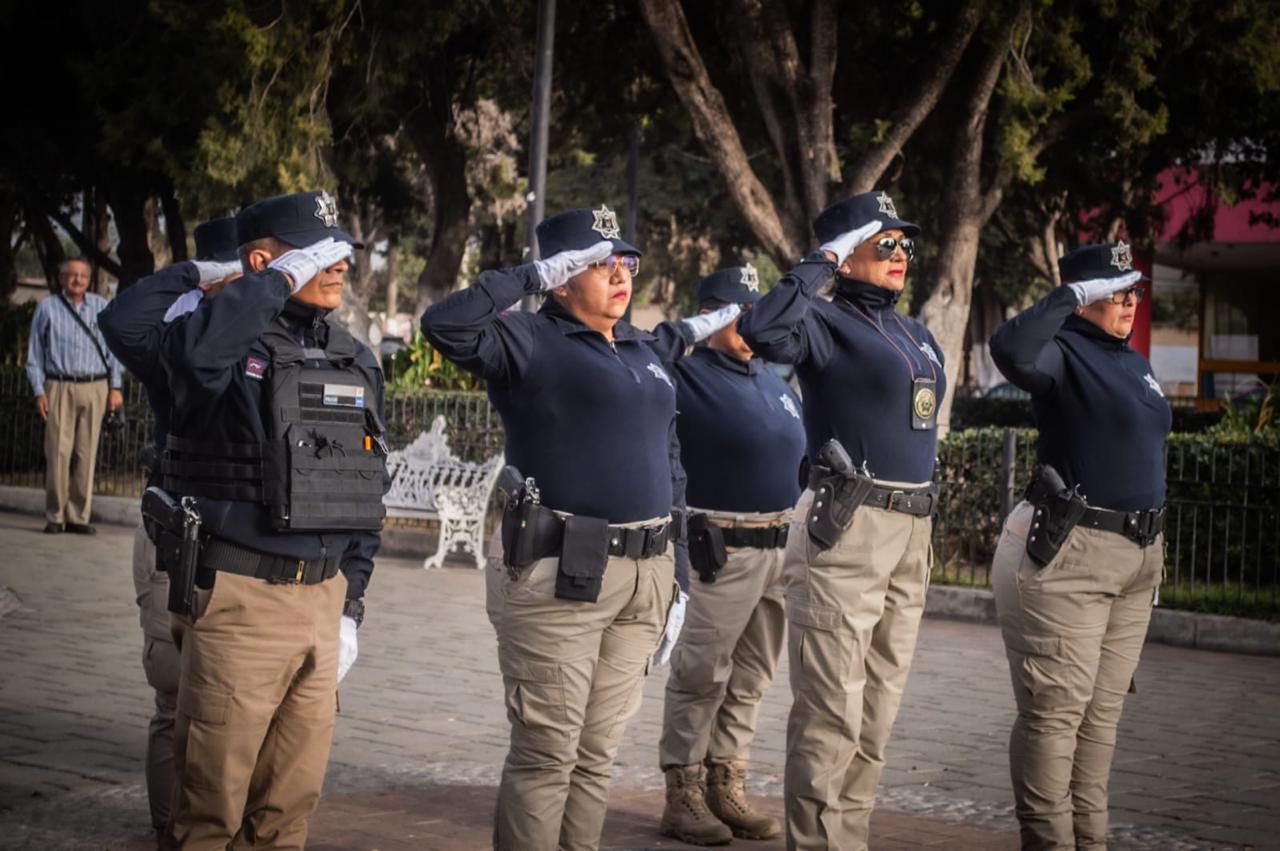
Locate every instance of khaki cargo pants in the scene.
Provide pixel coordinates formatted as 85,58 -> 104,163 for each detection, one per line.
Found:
993,500 -> 1163,851
783,487 -> 933,851
659,509 -> 788,769
484,522 -> 677,851
132,524 -> 182,833
43,377 -> 107,525
164,564 -> 347,851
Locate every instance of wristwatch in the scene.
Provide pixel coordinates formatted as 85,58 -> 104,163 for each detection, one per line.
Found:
343,597 -> 365,628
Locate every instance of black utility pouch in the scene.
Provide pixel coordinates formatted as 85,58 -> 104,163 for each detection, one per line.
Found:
556,515 -> 611,602
808,472 -> 876,552
1024,465 -> 1089,567
688,513 -> 728,583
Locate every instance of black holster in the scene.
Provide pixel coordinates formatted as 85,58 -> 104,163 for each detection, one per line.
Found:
1023,464 -> 1089,567
807,467 -> 876,552
500,500 -> 561,569
688,513 -> 728,583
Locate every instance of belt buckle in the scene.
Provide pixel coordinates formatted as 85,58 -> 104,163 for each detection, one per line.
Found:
886,490 -> 905,512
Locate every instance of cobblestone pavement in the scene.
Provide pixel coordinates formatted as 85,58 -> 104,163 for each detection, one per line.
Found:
1,512 -> 1277,850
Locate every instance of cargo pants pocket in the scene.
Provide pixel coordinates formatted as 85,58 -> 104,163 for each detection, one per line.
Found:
176,682 -> 232,791
499,654 -> 566,731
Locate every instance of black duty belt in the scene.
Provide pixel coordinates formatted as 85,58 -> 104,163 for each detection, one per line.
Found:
199,537 -> 342,585
717,523 -> 790,549
607,522 -> 672,559
46,372 -> 108,383
1078,506 -> 1166,548
807,467 -> 936,517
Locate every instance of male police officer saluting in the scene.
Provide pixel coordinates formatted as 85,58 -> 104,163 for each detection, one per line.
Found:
740,190 -> 945,851
422,206 -> 690,851
100,216 -> 242,845
988,243 -> 1170,850
658,265 -> 805,846
155,191 -> 386,849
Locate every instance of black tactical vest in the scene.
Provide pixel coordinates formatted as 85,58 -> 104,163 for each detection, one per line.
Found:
162,316 -> 387,532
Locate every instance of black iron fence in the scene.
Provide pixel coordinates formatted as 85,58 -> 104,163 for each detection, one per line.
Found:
2,367 -> 1276,620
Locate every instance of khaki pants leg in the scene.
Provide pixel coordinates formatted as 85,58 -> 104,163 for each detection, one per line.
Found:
993,502 -> 1161,851
42,381 -> 74,524
783,489 -> 931,851
167,570 -> 345,851
490,539 -> 675,851
659,545 -> 785,768
134,525 -> 181,832
66,380 -> 106,525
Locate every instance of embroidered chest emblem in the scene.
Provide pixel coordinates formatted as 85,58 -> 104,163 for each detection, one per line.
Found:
314,191 -> 339,228
919,341 -> 942,368
1143,373 -> 1164,397
876,191 -> 899,218
780,394 -> 800,419
647,362 -> 673,389
591,205 -> 621,239
245,356 -> 268,380
1111,240 -> 1134,272
740,263 -> 760,292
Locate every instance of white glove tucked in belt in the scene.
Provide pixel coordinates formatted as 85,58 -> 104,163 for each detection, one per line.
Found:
651,589 -> 688,668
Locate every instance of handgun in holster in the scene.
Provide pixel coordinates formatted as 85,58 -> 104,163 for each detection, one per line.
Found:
498,465 -> 558,570
141,486 -> 202,615
806,439 -> 876,552
687,513 -> 728,583
1022,464 -> 1088,567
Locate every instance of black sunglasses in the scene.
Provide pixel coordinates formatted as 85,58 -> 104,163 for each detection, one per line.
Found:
874,236 -> 915,261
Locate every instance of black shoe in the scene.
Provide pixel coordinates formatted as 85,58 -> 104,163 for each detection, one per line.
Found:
65,523 -> 96,535
43,522 -> 64,534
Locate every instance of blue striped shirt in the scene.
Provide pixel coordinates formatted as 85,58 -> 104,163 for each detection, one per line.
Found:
26,292 -> 124,396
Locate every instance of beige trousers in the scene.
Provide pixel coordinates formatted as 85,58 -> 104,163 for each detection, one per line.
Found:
659,509 -> 788,769
485,525 -> 677,851
43,378 -> 106,524
133,524 -> 181,832
165,567 -> 346,851
783,488 -> 933,851
993,500 -> 1163,851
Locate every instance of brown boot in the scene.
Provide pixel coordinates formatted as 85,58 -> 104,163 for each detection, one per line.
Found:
705,760 -> 781,840
660,765 -> 734,846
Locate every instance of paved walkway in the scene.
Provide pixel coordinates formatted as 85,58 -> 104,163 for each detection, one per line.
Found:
1,512 -> 1277,850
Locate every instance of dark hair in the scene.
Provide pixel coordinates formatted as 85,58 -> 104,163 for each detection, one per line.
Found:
698,297 -> 728,312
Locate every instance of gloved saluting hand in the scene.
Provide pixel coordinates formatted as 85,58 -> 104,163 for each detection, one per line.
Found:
337,615 -> 359,684
192,260 -> 242,285
651,589 -> 688,667
678,303 -> 742,343
269,237 -> 355,292
1067,271 -> 1143,305
532,241 -> 616,292
820,219 -> 884,265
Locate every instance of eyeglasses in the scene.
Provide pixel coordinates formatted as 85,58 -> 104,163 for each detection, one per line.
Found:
874,236 -> 915,261
1106,286 -> 1145,305
589,255 -> 641,277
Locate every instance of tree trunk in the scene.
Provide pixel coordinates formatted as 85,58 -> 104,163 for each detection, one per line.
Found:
919,217 -> 982,434
0,193 -> 18,301
145,196 -> 171,272
103,181 -> 156,288
409,112 -> 471,317
27,207 -> 65,291
336,203 -> 380,345
159,182 -> 188,263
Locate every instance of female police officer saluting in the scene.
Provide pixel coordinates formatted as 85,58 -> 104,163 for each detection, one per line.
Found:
421,206 -> 691,851
739,190 -> 945,851
988,243 -> 1170,851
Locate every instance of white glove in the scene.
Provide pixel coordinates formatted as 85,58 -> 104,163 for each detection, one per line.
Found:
678,303 -> 741,343
651,590 -> 688,668
1067,271 -> 1143,305
819,219 -> 884,264
532,241 -> 615,291
269,237 -> 355,292
163,288 -> 204,323
337,615 -> 359,684
192,260 -> 242,285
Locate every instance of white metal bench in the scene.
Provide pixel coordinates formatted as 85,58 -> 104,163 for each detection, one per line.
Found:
383,415 -> 503,569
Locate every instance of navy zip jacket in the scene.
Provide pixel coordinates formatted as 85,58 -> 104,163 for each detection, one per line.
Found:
989,285 -> 1171,511
674,347 -> 805,513
738,252 -> 947,484
158,269 -> 384,599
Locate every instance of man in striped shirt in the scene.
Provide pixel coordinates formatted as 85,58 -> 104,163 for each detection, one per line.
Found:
26,258 -> 124,534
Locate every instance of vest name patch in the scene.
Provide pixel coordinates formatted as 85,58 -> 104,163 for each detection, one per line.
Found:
323,383 -> 365,408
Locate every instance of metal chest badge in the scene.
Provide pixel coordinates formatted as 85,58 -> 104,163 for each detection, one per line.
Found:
315,191 -> 339,228
911,378 -> 938,430
591,205 -> 620,239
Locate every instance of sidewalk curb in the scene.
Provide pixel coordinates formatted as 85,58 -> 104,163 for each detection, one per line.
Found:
926,584 -> 1280,657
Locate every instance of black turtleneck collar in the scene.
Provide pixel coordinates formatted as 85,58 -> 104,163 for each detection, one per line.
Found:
834,277 -> 902,311
1062,313 -> 1131,350
693,343 -> 760,375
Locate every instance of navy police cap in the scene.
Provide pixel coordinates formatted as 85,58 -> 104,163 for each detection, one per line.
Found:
813,190 -> 920,243
193,217 -> 239,262
536,205 -> 641,258
1058,241 -> 1148,283
696,265 -> 763,306
236,190 -> 363,249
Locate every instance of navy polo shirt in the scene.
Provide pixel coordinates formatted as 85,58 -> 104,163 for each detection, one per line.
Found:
990,285 -> 1171,511
673,347 -> 805,513
422,266 -> 681,523
739,253 -> 947,484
